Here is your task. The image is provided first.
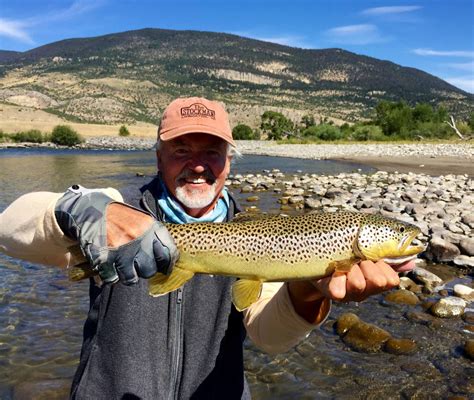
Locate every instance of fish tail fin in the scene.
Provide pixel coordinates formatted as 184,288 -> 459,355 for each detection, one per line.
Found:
232,279 -> 263,311
148,267 -> 194,297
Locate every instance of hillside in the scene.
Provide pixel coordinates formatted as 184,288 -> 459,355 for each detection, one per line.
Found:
0,28 -> 472,130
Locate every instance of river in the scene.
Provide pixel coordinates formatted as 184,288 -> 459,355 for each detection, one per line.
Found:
0,149 -> 471,399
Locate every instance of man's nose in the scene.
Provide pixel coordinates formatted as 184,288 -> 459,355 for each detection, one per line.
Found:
187,155 -> 207,173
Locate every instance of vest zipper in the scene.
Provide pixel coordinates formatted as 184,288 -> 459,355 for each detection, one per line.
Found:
169,287 -> 183,400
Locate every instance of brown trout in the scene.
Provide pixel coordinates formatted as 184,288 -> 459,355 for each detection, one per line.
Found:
71,212 -> 425,311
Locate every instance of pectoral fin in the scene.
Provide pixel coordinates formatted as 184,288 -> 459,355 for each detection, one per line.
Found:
329,258 -> 359,275
232,279 -> 263,311
68,263 -> 96,281
148,267 -> 194,297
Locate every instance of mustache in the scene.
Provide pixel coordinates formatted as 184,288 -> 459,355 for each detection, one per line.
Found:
176,170 -> 216,183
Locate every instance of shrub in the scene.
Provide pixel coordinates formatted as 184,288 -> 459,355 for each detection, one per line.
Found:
11,129 -> 45,143
352,125 -> 385,141
232,124 -> 256,140
50,125 -> 83,146
302,124 -> 344,141
119,125 -> 130,137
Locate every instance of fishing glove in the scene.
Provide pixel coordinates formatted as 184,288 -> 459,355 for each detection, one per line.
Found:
54,184 -> 178,285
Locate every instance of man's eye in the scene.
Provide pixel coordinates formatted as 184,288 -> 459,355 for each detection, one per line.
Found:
207,150 -> 221,157
175,148 -> 188,155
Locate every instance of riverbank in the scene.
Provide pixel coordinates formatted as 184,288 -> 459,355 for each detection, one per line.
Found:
2,138 -> 472,176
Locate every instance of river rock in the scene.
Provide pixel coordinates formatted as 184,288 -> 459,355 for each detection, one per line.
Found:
426,237 -> 461,262
410,267 -> 443,292
430,296 -> 466,318
241,185 -> 253,193
461,213 -> 474,229
336,312 -> 360,336
337,315 -> 391,353
283,187 -> 305,196
385,338 -> 417,355
384,289 -> 420,305
398,277 -> 422,293
453,284 -> 474,302
13,379 -> 71,400
304,198 -> 321,209
288,195 -> 305,205
453,255 -> 474,268
459,238 -> 474,256
463,312 -> 474,324
246,196 -> 259,202
465,340 -> 474,360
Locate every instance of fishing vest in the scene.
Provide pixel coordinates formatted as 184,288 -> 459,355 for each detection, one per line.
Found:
70,176 -> 250,400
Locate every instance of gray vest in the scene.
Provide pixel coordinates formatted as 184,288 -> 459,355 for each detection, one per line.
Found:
70,177 -> 250,400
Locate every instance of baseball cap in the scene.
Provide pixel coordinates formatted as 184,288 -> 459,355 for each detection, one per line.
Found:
158,97 -> 235,146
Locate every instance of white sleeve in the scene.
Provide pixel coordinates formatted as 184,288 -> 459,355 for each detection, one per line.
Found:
0,189 -> 123,267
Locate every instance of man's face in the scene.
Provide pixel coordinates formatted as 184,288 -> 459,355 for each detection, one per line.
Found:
157,133 -> 232,217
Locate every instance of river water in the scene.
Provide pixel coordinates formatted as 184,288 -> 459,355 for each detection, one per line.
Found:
0,149 -> 472,399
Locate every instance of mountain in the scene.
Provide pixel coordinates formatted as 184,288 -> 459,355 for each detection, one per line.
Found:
0,28 -> 472,127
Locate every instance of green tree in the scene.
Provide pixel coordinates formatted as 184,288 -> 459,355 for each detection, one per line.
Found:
300,114 -> 315,129
260,111 -> 294,140
50,125 -> 83,146
375,101 -> 413,136
412,103 -> 434,123
119,125 -> 131,137
467,112 -> 474,131
232,124 -> 256,140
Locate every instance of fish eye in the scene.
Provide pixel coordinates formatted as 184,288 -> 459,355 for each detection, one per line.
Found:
399,226 -> 405,233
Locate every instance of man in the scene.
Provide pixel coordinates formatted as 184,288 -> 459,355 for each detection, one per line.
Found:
0,97 -> 411,399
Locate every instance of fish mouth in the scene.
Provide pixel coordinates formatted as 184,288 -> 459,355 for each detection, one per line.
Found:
385,232 -> 425,265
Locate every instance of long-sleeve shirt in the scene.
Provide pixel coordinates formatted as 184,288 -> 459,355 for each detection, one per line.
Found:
0,189 -> 329,354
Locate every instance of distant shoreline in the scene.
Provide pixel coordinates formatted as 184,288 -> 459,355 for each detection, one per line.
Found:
1,138 -> 473,176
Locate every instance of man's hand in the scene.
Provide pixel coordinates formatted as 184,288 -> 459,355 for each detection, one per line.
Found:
288,260 -> 415,323
55,185 -> 179,285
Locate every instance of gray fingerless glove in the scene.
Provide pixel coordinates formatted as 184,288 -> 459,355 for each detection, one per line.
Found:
55,185 -> 179,285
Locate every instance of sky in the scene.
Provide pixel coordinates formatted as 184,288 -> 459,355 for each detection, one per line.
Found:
0,0 -> 473,93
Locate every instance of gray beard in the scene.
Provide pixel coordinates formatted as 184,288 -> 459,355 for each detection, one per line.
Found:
175,182 -> 218,210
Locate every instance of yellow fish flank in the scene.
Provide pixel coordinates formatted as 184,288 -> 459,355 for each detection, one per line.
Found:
150,211 -> 424,311
70,212 -> 425,311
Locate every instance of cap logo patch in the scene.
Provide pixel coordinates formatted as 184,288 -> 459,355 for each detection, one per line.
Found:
181,103 -> 216,119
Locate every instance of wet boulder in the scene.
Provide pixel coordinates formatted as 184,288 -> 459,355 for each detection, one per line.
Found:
430,296 -> 466,318
384,289 -> 420,305
464,340 -> 474,361
385,338 -> 417,355
453,284 -> 474,302
426,237 -> 461,263
410,267 -> 443,292
336,313 -> 391,353
453,255 -> 474,268
459,238 -> 474,256
398,277 -> 422,293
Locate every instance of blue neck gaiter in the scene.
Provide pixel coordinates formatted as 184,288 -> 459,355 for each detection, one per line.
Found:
157,178 -> 230,224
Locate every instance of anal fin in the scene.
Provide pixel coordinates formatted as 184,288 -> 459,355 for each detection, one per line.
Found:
232,279 -> 263,311
148,267 -> 194,297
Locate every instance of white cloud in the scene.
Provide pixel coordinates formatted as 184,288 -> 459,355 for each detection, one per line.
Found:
413,48 -> 474,57
0,18 -> 33,44
325,24 -> 388,45
0,0 -> 104,45
362,6 -> 422,16
444,76 -> 474,93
